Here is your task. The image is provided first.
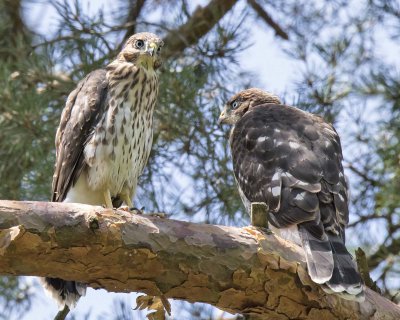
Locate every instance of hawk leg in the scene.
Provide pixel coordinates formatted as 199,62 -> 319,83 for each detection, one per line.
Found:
103,189 -> 113,209
120,193 -> 133,208
119,192 -> 165,218
117,193 -> 145,214
118,193 -> 139,213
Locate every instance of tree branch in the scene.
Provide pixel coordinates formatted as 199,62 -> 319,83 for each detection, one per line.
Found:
162,0 -> 238,59
0,200 -> 399,319
368,237 -> 400,270
119,0 -> 147,50
344,162 -> 380,187
247,0 -> 289,40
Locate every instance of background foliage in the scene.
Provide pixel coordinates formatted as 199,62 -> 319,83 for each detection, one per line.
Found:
1,0 -> 399,318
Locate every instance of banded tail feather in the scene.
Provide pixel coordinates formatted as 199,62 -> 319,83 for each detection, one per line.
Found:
298,225 -> 364,301
41,277 -> 86,309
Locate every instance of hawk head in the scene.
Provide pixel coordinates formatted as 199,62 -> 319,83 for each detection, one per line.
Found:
118,32 -> 164,69
218,88 -> 281,125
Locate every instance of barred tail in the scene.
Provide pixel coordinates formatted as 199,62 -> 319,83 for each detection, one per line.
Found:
41,277 -> 86,309
324,234 -> 364,301
298,226 -> 364,301
298,225 -> 334,284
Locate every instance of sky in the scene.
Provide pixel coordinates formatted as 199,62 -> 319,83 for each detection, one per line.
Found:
13,0 -> 400,319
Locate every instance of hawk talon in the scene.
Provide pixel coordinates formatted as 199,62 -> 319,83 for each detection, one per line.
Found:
255,226 -> 273,235
129,206 -> 145,214
148,212 -> 166,218
127,207 -> 166,218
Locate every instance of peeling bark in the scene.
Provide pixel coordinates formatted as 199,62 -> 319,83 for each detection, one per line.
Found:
0,200 -> 399,319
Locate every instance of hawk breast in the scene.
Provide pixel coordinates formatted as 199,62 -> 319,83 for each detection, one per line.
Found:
85,65 -> 158,196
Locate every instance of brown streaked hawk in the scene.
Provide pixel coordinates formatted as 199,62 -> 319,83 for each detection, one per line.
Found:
43,32 -> 163,309
219,88 -> 364,301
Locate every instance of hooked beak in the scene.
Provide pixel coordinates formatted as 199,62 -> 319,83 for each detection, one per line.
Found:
218,107 -> 228,125
146,42 -> 157,56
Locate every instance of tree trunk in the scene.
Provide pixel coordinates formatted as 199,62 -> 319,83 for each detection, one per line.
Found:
0,200 -> 399,319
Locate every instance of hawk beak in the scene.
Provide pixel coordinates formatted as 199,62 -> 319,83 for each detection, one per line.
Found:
218,109 -> 227,125
147,42 -> 157,56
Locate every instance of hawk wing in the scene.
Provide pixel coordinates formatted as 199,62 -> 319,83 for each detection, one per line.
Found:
231,104 -> 362,298
52,69 -> 108,202
231,104 -> 347,230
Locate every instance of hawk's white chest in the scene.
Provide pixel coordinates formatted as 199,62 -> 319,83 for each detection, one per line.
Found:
84,65 -> 158,197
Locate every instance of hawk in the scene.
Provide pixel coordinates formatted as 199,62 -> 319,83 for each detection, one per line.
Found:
43,32 -> 163,309
219,88 -> 364,300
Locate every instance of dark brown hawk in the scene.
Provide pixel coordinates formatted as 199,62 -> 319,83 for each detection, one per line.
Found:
219,88 -> 364,300
43,32 -> 163,309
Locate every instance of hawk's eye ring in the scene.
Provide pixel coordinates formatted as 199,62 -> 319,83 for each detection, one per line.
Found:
135,40 -> 145,49
157,46 -> 161,53
231,101 -> 239,108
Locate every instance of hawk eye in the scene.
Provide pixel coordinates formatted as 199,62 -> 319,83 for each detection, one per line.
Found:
135,40 -> 145,49
157,46 -> 162,53
231,101 -> 239,109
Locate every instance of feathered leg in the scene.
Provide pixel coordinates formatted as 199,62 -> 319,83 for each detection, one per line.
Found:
103,189 -> 113,208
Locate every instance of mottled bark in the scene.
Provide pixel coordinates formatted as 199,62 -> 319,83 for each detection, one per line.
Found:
0,200 -> 399,319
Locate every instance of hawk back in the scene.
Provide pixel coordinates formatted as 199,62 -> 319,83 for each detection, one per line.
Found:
230,103 -> 363,300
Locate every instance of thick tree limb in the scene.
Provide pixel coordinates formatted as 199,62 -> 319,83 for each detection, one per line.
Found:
162,0 -> 238,59
0,200 -> 399,319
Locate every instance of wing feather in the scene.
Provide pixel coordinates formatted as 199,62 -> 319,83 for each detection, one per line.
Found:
52,69 -> 108,202
230,103 -> 363,298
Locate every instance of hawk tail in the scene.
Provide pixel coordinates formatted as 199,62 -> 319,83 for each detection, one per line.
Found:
324,234 -> 364,301
41,277 -> 86,309
298,226 -> 364,301
298,225 -> 334,284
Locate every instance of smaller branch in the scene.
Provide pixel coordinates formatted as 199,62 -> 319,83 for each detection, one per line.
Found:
247,0 -> 289,40
347,213 -> 386,228
368,237 -> 400,270
31,35 -> 80,50
344,162 -> 380,187
119,0 -> 147,50
32,21 -> 173,52
355,248 -> 381,294
54,306 -> 69,320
